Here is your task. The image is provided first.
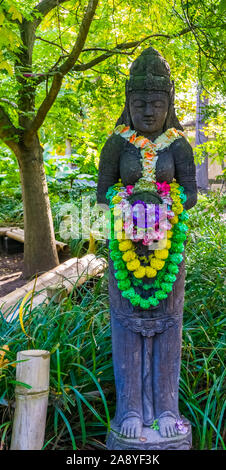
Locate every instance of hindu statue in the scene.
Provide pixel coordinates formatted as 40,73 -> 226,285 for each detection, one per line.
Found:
97,47 -> 197,450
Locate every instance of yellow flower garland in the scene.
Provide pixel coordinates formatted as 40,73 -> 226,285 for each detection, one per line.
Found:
113,181 -> 184,280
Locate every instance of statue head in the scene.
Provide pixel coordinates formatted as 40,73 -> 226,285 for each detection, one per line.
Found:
116,47 -> 183,136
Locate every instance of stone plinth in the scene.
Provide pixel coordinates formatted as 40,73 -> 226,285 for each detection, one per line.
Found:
106,419 -> 192,450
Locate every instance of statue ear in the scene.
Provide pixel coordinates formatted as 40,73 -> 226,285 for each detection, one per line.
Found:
164,105 -> 183,131
115,81 -> 134,128
164,81 -> 184,131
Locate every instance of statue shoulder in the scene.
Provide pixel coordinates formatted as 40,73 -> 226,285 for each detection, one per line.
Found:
100,132 -> 125,160
171,135 -> 194,163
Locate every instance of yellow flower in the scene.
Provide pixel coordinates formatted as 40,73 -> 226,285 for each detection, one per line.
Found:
150,258 -> 165,270
172,203 -> 183,214
112,195 -> 122,204
114,207 -> 123,217
133,266 -> 146,278
158,238 -> 171,250
167,230 -> 173,239
116,231 -> 126,240
122,250 -> 136,262
118,240 -> 133,251
0,345 -> 9,369
145,266 -> 157,278
114,219 -> 124,231
171,215 -> 179,225
166,239 -> 171,249
127,259 -> 141,271
154,249 -> 169,260
140,255 -> 149,263
170,182 -> 179,190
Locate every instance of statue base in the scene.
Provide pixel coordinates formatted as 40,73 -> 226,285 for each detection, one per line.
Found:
106,419 -> 192,450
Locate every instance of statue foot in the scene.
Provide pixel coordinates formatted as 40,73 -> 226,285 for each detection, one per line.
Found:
120,417 -> 142,439
158,412 -> 178,438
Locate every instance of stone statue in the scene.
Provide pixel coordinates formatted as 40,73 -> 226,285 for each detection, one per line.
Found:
97,47 -> 197,450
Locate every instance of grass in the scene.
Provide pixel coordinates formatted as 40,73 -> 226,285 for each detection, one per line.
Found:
0,191 -> 225,450
0,272 -> 114,450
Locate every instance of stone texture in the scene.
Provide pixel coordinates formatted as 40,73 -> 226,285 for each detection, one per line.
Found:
106,419 -> 192,451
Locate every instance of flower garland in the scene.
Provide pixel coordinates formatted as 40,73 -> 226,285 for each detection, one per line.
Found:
114,125 -> 184,193
106,126 -> 189,309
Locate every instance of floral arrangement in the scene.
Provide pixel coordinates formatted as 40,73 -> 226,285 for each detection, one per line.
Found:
105,125 -> 189,310
114,125 -> 184,193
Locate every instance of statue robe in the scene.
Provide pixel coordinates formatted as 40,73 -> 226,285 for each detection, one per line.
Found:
97,132 -> 197,425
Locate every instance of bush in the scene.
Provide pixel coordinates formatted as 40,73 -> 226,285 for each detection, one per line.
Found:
0,191 -> 225,450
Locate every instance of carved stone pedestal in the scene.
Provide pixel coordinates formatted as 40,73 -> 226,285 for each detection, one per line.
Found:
106,419 -> 192,450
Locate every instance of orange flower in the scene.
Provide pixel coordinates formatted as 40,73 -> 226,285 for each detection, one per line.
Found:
121,126 -> 130,133
144,151 -> 155,159
129,134 -> 136,143
0,345 -> 16,369
134,136 -> 148,146
0,345 -> 9,369
140,138 -> 150,148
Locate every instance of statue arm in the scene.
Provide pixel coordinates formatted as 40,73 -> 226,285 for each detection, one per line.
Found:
173,137 -> 198,210
97,133 -> 121,206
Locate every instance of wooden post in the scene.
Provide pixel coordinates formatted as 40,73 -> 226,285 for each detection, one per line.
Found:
10,350 -> 50,450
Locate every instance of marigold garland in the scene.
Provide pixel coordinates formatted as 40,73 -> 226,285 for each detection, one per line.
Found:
106,126 -> 189,309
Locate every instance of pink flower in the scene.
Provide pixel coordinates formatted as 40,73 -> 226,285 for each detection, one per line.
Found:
156,181 -> 170,195
126,185 -> 134,195
167,210 -> 175,219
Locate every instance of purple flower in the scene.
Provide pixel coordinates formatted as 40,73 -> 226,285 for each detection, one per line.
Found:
175,419 -> 189,434
132,201 -> 160,229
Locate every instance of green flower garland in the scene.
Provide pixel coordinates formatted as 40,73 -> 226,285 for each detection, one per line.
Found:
107,185 -> 189,309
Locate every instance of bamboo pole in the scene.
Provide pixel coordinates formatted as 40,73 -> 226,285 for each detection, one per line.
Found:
0,254 -> 107,321
0,227 -> 68,252
10,350 -> 50,450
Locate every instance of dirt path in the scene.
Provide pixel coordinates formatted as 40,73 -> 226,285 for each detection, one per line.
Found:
0,252 -> 25,297
0,250 -> 71,297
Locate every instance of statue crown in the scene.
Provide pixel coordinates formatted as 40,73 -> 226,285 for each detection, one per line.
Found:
126,47 -> 173,94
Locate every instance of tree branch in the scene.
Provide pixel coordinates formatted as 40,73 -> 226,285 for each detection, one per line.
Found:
0,98 -> 18,109
24,73 -> 63,144
58,0 -> 99,75
0,106 -> 20,156
35,35 -> 69,54
33,0 -> 70,28
25,0 -> 99,138
73,29 -> 192,72
34,27 -> 192,81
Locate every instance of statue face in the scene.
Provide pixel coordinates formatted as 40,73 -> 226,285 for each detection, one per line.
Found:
129,91 -> 169,139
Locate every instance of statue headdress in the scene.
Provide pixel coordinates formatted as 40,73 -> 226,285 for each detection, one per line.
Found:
116,47 -> 183,131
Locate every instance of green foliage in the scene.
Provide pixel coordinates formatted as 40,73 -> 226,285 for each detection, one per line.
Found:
0,191 -> 225,450
0,0 -> 225,156
0,148 -> 23,225
0,271 -> 112,449
180,191 -> 226,449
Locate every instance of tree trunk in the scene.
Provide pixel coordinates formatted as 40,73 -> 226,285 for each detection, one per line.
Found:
18,137 -> 59,278
195,85 -> 209,192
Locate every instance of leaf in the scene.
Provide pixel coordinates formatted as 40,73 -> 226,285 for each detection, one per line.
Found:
0,12 -> 5,25
19,290 -> 33,337
219,0 -> 226,13
55,406 -> 77,450
8,5 -> 22,23
0,60 -> 13,75
8,380 -> 32,389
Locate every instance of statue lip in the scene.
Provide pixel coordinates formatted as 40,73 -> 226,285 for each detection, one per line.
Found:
143,119 -> 155,124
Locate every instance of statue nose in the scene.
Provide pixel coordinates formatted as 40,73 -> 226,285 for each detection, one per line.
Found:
144,104 -> 154,116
